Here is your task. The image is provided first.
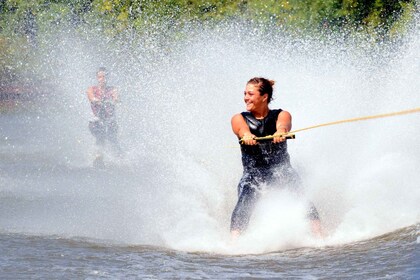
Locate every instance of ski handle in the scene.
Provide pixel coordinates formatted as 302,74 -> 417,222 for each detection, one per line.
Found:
239,133 -> 295,144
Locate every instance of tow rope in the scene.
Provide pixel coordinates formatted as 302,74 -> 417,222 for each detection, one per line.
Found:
239,107 -> 420,143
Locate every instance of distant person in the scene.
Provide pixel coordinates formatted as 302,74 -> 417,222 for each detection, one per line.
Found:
230,77 -> 323,238
86,67 -> 121,166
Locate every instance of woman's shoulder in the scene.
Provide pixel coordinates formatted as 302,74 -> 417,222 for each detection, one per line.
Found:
269,108 -> 283,116
270,108 -> 291,115
231,112 -> 244,120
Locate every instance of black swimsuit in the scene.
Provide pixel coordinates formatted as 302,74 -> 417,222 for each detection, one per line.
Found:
240,109 -> 290,170
230,109 -> 319,232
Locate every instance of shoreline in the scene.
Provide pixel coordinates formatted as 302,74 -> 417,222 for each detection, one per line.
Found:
0,85 -> 50,111
0,85 -> 44,100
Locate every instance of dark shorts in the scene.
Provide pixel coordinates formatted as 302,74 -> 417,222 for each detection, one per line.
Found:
230,165 -> 320,232
89,119 -> 119,146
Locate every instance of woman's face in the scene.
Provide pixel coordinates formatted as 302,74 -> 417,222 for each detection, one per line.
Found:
244,83 -> 267,112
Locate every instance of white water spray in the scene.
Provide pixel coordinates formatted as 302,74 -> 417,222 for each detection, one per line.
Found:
0,20 -> 419,254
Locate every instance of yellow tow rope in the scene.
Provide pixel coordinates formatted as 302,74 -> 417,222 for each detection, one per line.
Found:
240,107 -> 420,143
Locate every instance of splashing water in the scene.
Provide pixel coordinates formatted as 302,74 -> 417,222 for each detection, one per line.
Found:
0,19 -> 419,255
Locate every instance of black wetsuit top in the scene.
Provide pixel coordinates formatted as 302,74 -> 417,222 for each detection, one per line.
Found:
231,109 -> 319,232
240,109 -> 291,174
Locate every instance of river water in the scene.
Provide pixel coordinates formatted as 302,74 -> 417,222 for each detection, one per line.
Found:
0,226 -> 418,279
1,21 -> 419,278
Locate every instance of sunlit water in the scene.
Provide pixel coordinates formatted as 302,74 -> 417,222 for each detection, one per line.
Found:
1,17 -> 419,278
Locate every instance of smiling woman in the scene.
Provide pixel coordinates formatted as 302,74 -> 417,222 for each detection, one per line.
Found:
230,77 -> 322,238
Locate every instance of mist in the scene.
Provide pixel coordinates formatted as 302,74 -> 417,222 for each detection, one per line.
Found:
0,20 -> 419,254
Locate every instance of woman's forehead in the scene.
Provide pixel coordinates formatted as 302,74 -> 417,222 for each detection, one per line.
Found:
245,83 -> 259,91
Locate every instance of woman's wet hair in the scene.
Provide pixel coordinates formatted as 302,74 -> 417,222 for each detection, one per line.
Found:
247,77 -> 275,103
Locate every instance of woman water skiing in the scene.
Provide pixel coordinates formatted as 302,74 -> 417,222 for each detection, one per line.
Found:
230,77 -> 322,237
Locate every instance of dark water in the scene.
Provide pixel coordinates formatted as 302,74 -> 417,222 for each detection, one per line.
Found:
0,226 -> 418,279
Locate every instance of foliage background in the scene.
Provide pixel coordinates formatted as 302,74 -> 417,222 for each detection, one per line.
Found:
0,0 -> 417,86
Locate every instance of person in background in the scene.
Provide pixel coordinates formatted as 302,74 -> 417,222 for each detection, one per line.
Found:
86,67 -> 121,166
230,77 -> 323,238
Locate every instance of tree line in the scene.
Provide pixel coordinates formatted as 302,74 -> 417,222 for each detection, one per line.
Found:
0,0 -> 417,86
